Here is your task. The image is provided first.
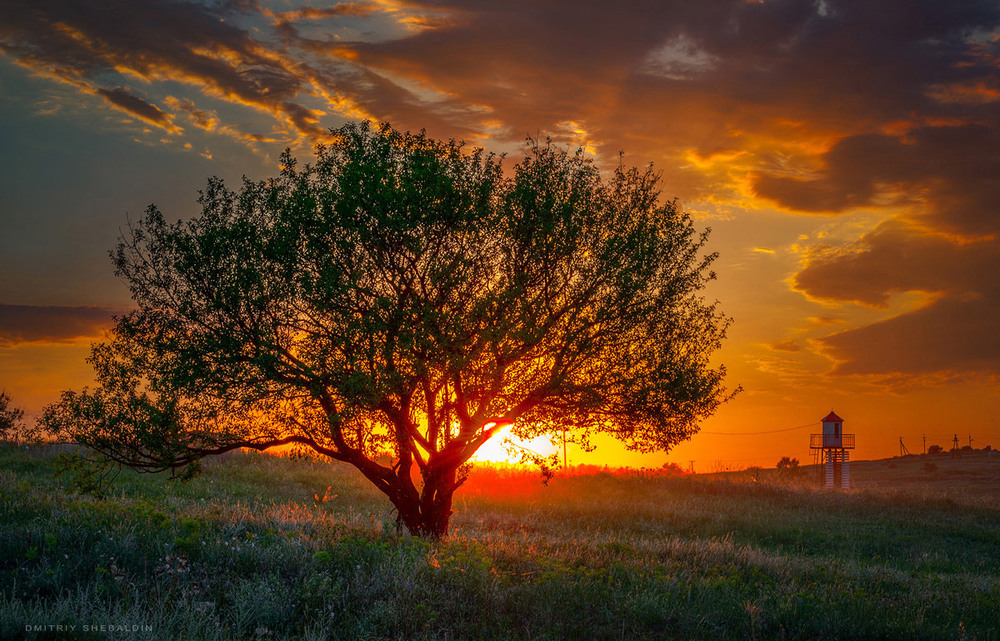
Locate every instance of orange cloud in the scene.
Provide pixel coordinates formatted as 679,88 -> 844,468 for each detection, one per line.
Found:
269,5 -> 380,23
95,86 -> 179,132
769,340 -> 802,353
0,0 -> 346,147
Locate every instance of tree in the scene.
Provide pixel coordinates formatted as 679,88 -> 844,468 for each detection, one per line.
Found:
776,456 -> 799,471
0,390 -> 26,443
42,122 -> 735,537
776,456 -> 800,477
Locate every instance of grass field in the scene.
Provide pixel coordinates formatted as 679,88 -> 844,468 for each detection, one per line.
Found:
2,444 -> 999,640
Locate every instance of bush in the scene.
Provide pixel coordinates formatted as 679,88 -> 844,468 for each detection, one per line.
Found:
776,456 -> 800,477
0,391 -> 26,444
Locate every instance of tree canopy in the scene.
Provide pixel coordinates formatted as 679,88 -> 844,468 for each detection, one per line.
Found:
43,122 -> 734,536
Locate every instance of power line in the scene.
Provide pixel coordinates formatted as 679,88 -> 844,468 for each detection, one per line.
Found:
818,427 -> 1000,443
701,422 -> 815,436
909,433 -> 1000,443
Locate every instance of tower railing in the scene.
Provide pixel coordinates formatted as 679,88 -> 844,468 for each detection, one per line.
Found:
810,433 -> 855,449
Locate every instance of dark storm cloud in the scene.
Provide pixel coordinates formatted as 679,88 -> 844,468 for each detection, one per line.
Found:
0,305 -> 114,345
691,2 -> 1000,379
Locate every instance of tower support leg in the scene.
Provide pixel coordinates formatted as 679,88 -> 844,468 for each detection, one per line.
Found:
841,451 -> 850,489
825,450 -> 834,489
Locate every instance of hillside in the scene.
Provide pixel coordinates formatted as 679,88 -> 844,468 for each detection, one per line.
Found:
847,450 -> 1000,500
702,449 -> 1000,504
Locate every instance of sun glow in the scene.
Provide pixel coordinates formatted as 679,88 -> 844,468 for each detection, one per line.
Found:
470,426 -> 558,465
470,425 -> 515,463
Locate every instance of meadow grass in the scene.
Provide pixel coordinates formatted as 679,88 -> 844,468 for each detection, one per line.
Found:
2,444 -> 999,640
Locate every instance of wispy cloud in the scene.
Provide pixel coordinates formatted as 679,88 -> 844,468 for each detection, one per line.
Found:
768,340 -> 802,353
96,86 -> 178,131
0,0 -> 339,145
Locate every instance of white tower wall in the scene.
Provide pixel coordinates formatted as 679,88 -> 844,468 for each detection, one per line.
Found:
822,420 -> 843,447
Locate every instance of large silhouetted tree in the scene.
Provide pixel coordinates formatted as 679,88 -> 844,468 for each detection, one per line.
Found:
42,122 -> 734,537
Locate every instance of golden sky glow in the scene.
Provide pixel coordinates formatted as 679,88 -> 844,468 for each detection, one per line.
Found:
2,0 -> 1000,470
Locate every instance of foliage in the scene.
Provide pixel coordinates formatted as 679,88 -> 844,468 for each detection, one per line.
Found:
0,391 -> 27,444
40,121 -> 734,536
927,445 -> 944,456
661,461 -> 688,476
776,456 -> 800,477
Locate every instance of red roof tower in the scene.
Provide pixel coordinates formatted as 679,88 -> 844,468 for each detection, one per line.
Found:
810,411 -> 854,489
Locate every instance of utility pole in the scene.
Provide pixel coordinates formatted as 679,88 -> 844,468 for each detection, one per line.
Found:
689,460 -> 695,474
969,434 -> 974,449
899,437 -> 910,456
923,434 -> 926,455
953,433 -> 960,456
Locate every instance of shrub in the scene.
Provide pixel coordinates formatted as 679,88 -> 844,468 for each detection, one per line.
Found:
0,391 -> 27,444
776,456 -> 800,477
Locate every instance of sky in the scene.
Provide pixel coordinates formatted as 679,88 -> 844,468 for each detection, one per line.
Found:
1,0 -> 999,471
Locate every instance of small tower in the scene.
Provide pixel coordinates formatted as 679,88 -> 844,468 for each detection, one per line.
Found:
810,411 -> 854,489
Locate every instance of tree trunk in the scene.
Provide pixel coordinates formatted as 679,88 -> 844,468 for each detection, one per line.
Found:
392,469 -> 457,538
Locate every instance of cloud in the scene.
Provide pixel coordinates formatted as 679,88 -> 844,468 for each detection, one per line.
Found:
794,221 -> 997,307
96,87 -> 177,130
769,340 -> 802,353
3,0 -> 998,185
164,96 -> 219,131
643,33 -> 719,80
270,4 -> 379,23
0,305 -> 115,345
0,0 -> 333,143
317,0 -> 1000,203
820,294 -> 1000,376
795,221 -> 1000,375
754,125 -> 1000,237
